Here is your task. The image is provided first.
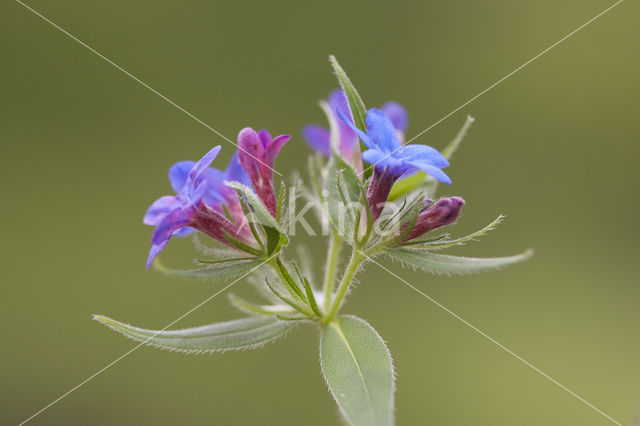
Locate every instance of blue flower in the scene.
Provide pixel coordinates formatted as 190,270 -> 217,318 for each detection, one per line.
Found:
303,89 -> 358,157
338,108 -> 451,184
303,91 -> 410,163
143,147 -> 253,269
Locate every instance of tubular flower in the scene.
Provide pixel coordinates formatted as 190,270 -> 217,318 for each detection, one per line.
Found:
402,197 -> 465,242
237,127 -> 290,217
339,108 -> 451,221
302,89 -> 359,158
143,147 -> 255,269
303,91 -> 409,169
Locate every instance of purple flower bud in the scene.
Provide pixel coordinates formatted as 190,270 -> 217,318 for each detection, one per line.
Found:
402,196 -> 465,242
237,127 -> 290,217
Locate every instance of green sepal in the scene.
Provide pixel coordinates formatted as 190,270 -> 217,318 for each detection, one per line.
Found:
264,226 -> 284,255
225,181 -> 282,232
276,181 -> 286,224
275,257 -> 306,300
221,228 -> 263,256
324,154 -> 363,243
228,294 -> 292,316
264,277 -> 312,316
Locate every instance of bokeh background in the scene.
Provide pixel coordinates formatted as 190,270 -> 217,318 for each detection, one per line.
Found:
1,0 -> 639,425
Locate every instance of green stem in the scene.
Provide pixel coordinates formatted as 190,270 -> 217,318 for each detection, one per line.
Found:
323,250 -> 364,322
322,230 -> 343,312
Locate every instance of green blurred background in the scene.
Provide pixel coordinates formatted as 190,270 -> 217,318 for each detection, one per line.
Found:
1,0 -> 638,424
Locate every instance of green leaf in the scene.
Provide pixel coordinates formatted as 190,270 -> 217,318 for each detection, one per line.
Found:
320,315 -> 395,426
329,55 -> 367,132
387,172 -> 426,201
324,155 -> 363,242
94,315 -> 294,353
154,258 -> 265,281
403,215 -> 504,250
441,115 -> 475,160
263,226 -> 283,255
385,248 -> 532,275
225,181 -> 282,232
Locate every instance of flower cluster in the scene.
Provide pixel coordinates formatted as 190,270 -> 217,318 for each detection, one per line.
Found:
100,56 -> 529,426
143,128 -> 290,269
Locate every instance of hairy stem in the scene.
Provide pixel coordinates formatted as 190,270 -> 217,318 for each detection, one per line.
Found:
323,250 -> 365,322
322,230 -> 343,312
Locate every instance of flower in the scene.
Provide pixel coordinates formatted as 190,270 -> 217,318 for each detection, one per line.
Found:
302,91 -> 409,167
302,89 -> 358,158
143,147 -> 255,269
380,101 -> 408,140
338,107 -> 451,221
402,197 -> 465,242
237,127 -> 290,217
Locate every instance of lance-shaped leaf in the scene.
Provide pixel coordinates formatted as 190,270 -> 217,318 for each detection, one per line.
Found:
321,315 -> 395,426
154,258 -> 265,281
324,155 -> 362,243
385,248 -> 532,275
94,315 -> 294,353
329,55 -> 367,132
403,215 -> 504,250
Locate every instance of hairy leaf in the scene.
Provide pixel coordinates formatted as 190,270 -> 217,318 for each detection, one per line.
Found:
441,115 -> 475,160
403,215 -> 505,250
154,258 -> 265,281
385,248 -> 532,275
321,315 -> 395,426
329,55 -> 367,132
94,315 -> 294,353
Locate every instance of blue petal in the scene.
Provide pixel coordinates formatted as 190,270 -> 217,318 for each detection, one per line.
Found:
362,149 -> 405,174
337,109 -> 373,149
147,240 -> 168,270
302,124 -> 331,156
168,161 -> 195,193
381,102 -> 408,132
421,164 -> 452,184
401,145 -> 449,169
364,108 -> 401,152
186,146 -> 222,190
173,227 -> 196,237
224,151 -> 252,187
147,207 -> 195,269
143,195 -> 180,226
